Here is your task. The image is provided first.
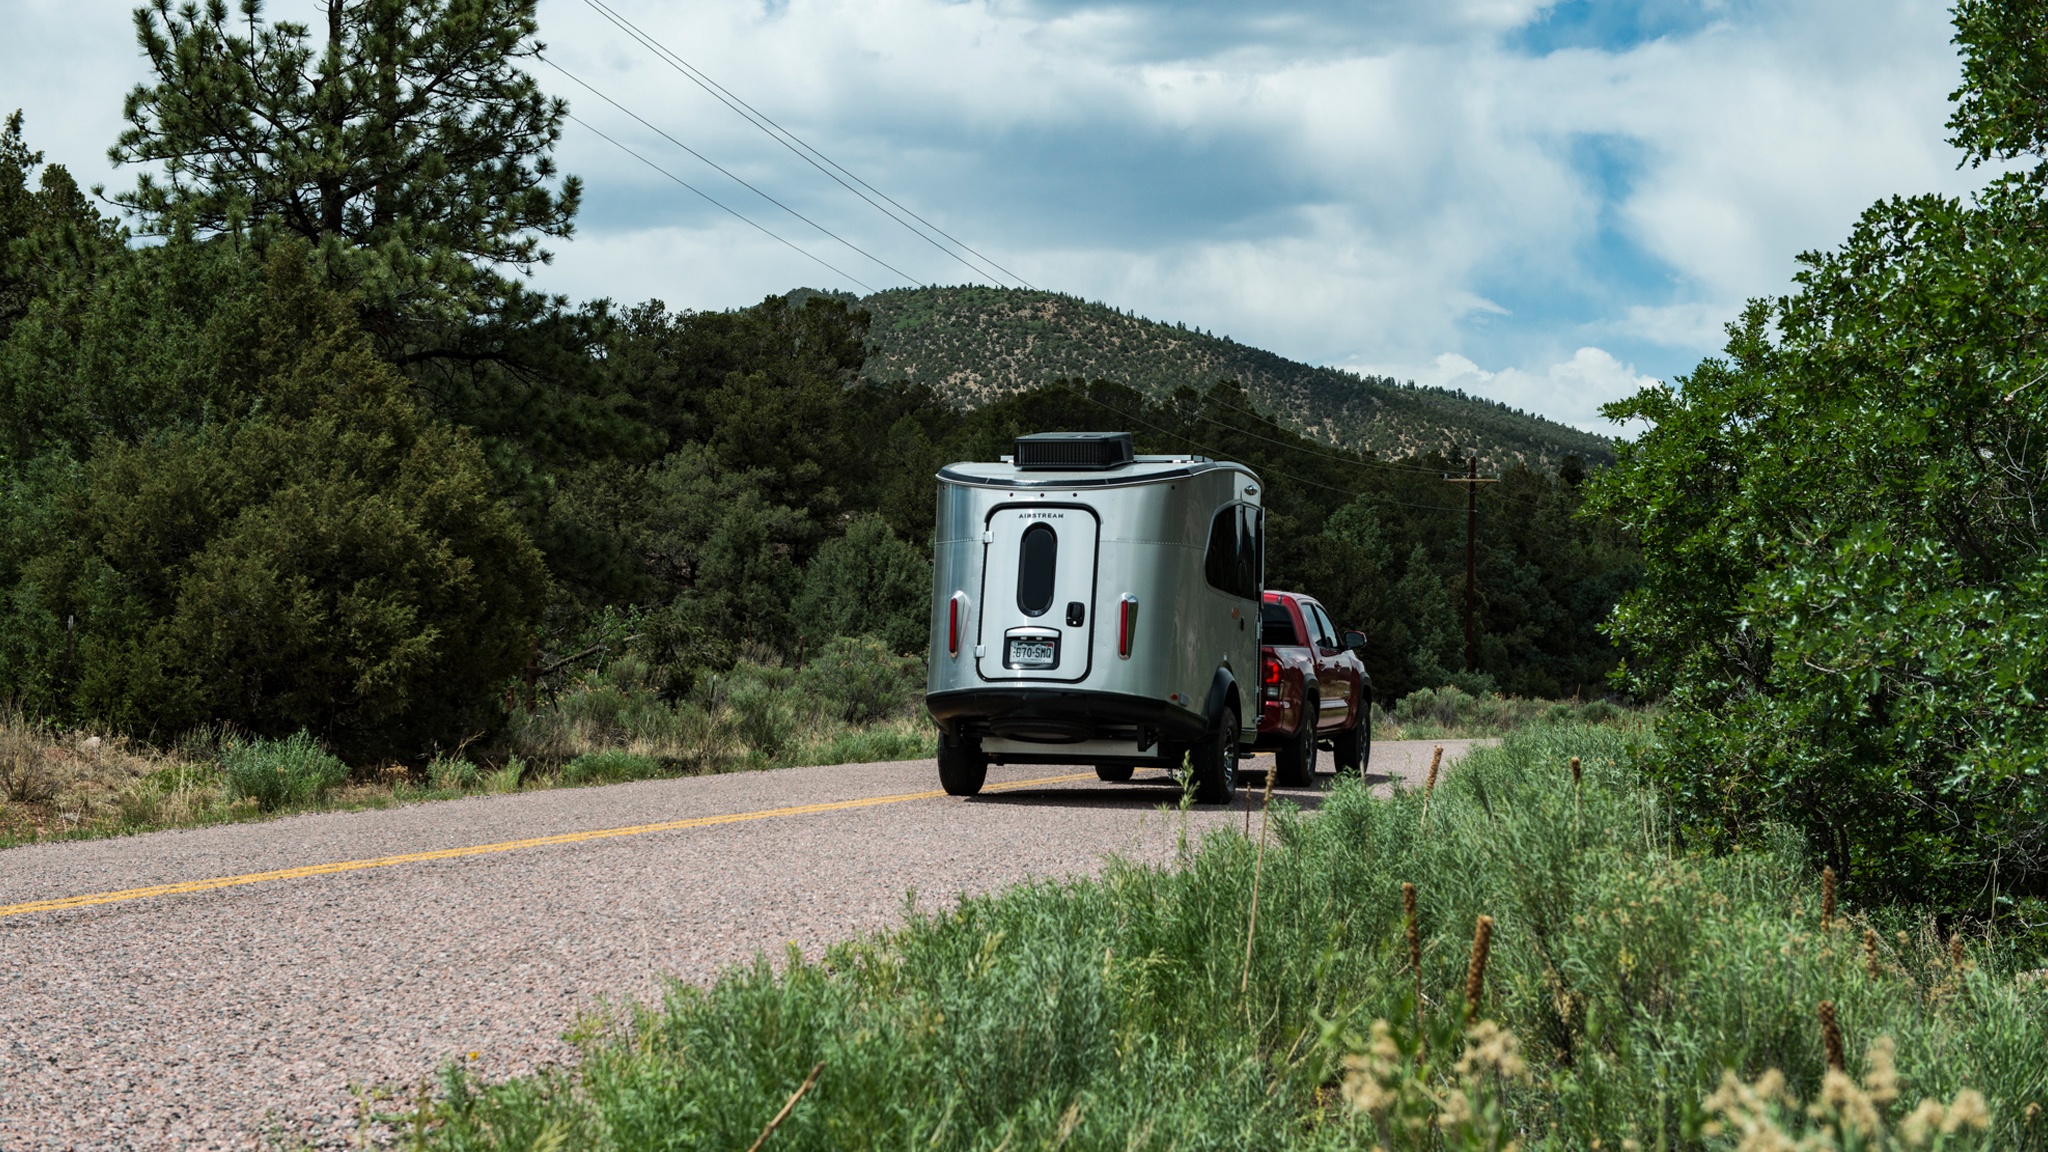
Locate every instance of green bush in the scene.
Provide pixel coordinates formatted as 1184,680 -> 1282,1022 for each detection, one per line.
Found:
220,730 -> 346,811
405,727 -> 2048,1149
717,665 -> 800,759
795,636 -> 924,725
795,513 -> 931,655
558,750 -> 665,786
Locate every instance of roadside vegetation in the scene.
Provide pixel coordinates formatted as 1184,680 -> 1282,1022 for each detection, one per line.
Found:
389,726 -> 2046,1151
0,639 -> 932,847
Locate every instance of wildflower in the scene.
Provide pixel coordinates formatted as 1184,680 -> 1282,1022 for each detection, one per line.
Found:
1899,1099 -> 1949,1146
1458,1021 -> 1528,1081
1815,1069 -> 1881,1139
1943,1090 -> 1991,1135
1861,1036 -> 1899,1106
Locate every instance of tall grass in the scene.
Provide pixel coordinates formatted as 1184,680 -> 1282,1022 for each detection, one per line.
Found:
406,726 -> 2048,1150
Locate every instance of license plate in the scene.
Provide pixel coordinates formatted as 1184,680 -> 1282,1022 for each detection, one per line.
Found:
1007,636 -> 1058,668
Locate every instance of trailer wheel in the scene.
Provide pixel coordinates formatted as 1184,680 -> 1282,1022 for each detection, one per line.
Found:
1274,699 -> 1317,787
1190,703 -> 1239,805
1095,763 -> 1135,783
937,730 -> 988,796
1333,695 -> 1370,778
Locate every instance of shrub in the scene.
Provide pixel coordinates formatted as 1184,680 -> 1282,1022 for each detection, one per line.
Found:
559,750 -> 664,786
427,754 -> 479,792
220,730 -> 347,811
794,513 -> 931,655
717,665 -> 800,759
794,636 -> 924,725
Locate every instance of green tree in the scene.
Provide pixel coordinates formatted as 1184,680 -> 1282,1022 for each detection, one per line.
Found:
1588,0 -> 2048,904
796,513 -> 932,655
111,0 -> 579,325
0,245 -> 546,758
0,112 -> 125,344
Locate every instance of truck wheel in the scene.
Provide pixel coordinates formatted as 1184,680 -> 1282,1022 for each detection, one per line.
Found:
1190,703 -> 1239,805
1095,763 -> 1135,782
1333,698 -> 1370,777
1274,699 -> 1317,787
937,730 -> 988,796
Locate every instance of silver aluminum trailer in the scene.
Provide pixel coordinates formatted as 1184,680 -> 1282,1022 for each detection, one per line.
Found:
924,432 -> 1263,803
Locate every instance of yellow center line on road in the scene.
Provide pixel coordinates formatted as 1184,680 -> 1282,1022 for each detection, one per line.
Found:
0,771 -> 1096,921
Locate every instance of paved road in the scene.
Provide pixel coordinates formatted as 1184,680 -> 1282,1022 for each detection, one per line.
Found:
0,740 -> 1485,1150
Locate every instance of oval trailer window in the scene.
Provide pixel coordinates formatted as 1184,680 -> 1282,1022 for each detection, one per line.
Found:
1017,523 -> 1058,616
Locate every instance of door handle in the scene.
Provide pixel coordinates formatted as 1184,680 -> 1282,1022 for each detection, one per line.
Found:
1066,601 -> 1085,627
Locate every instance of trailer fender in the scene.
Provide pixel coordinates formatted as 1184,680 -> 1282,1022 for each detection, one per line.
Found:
1204,666 -> 1243,739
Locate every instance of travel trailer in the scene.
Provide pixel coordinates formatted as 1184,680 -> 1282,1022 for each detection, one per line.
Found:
924,432 -> 1263,803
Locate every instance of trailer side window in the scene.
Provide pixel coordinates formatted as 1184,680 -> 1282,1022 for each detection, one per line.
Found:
1205,504 -> 1259,600
1204,506 -> 1237,596
1017,523 -> 1058,617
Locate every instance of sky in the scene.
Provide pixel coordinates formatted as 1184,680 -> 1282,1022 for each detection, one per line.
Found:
0,0 -> 1995,432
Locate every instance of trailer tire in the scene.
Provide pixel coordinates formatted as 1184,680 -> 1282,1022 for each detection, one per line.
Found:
1274,699 -> 1317,787
1095,763 -> 1135,782
1190,703 -> 1239,805
937,730 -> 988,796
1333,696 -> 1369,778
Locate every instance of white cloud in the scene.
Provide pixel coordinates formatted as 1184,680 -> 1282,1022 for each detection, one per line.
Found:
0,0 -> 2002,434
1361,346 -> 1658,434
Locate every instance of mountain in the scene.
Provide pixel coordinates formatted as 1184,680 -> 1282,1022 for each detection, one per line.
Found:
852,285 -> 1617,469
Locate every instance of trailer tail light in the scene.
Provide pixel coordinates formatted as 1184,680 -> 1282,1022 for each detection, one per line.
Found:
1117,595 -> 1139,658
948,592 -> 967,657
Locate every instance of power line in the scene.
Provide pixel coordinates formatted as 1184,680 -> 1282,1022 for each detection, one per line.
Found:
541,56 -> 919,287
562,111 -> 877,293
578,0 -> 1032,290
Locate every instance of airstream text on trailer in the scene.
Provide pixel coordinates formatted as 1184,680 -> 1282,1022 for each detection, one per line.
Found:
924,432 -> 1263,803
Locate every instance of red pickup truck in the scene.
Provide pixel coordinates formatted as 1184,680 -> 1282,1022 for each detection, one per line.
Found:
1255,591 -> 1371,785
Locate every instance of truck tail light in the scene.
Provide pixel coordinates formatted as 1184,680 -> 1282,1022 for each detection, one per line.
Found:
1117,595 -> 1139,658
1263,655 -> 1280,684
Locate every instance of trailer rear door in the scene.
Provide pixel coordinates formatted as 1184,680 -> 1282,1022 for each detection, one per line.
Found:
977,506 -> 1100,682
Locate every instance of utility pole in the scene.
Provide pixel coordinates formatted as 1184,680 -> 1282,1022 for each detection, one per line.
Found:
1445,455 -> 1498,672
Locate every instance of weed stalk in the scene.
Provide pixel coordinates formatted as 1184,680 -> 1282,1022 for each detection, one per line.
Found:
1818,1000 -> 1844,1071
1420,745 -> 1444,832
1464,913 -> 1494,1017
1821,865 -> 1837,931
1239,770 -> 1277,1000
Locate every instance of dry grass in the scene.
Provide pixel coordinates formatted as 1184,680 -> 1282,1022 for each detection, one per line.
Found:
0,710 -> 242,843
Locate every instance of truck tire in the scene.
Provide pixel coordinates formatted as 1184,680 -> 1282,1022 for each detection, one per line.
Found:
1333,697 -> 1370,777
1190,703 -> 1240,805
1095,763 -> 1135,782
1274,699 -> 1317,787
937,730 -> 988,796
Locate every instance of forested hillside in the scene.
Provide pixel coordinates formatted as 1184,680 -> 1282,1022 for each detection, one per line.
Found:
857,285 -> 1616,470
